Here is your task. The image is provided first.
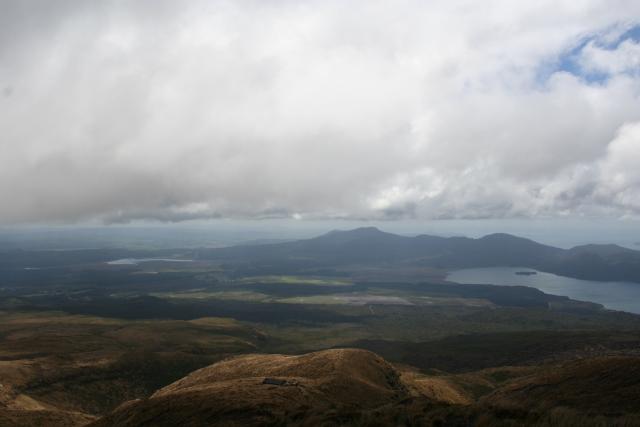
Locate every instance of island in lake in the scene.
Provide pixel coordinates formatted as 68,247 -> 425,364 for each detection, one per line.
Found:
515,271 -> 538,276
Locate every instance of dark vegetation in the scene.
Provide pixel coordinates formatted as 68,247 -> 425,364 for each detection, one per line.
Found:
349,330 -> 640,372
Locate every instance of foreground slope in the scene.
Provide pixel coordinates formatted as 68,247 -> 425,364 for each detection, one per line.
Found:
90,349 -> 410,426
91,349 -> 640,427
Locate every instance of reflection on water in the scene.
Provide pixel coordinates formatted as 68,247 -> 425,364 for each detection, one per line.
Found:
447,267 -> 640,314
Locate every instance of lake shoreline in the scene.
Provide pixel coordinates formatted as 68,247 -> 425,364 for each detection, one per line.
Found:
447,267 -> 640,314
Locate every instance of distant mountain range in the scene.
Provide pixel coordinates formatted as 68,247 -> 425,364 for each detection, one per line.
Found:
198,227 -> 640,283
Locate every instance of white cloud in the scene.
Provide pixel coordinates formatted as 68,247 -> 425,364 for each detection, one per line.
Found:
580,39 -> 640,75
595,122 -> 640,213
0,0 -> 639,224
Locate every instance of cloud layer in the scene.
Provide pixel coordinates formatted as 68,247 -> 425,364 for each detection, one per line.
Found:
1,0 -> 639,223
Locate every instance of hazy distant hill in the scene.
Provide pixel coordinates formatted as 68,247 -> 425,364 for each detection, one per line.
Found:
3,227 -> 639,283
198,227 -> 640,283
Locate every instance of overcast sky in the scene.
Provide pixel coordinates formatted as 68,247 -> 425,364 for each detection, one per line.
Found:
1,0 -> 639,225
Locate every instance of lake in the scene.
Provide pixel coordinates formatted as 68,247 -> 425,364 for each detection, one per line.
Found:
447,267 -> 640,314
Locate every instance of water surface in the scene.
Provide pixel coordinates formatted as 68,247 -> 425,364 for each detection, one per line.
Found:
447,267 -> 640,314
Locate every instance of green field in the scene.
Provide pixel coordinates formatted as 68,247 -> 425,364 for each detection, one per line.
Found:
236,275 -> 354,286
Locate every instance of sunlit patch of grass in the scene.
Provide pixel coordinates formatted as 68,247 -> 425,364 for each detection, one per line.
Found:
150,290 -> 271,302
275,295 -> 350,305
149,267 -> 224,274
410,296 -> 494,307
236,275 -> 353,286
187,317 -> 247,328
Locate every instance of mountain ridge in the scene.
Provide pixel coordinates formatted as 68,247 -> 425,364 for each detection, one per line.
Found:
198,227 -> 640,283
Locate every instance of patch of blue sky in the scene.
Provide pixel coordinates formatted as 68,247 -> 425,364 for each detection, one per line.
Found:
613,24 -> 640,46
535,23 -> 640,88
